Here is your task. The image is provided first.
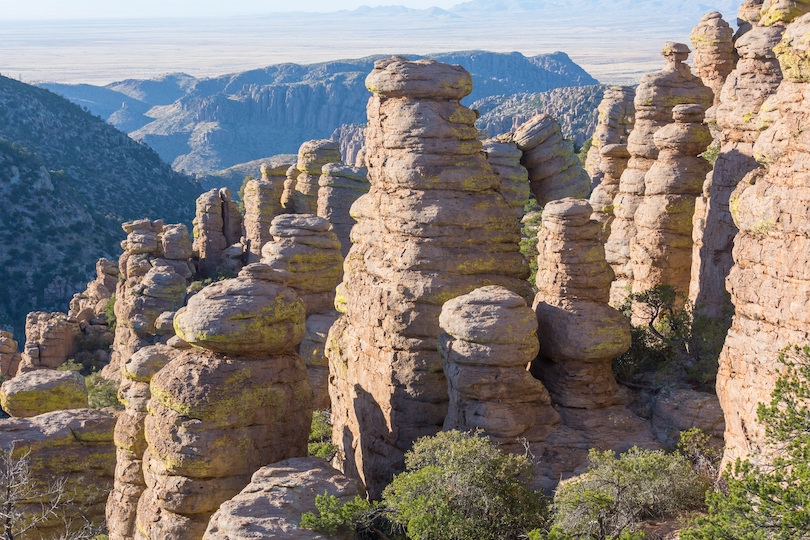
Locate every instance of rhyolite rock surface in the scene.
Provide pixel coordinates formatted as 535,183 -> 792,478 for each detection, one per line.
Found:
327,56 -> 532,498
482,139 -> 530,221
605,42 -> 713,305
0,369 -> 87,417
294,140 -> 341,215
317,163 -> 370,257
17,311 -> 80,373
261,215 -> 344,317
299,312 -> 340,410
717,11 -> 810,465
0,330 -> 20,377
691,12 -> 735,106
193,188 -> 243,277
243,162 -> 289,263
203,457 -> 363,540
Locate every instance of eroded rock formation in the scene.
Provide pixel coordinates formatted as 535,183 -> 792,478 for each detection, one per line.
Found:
294,140 -> 341,215
243,162 -> 289,263
203,457 -> 363,540
281,165 -> 298,212
690,5 -> 786,317
0,330 -> 20,377
482,139 -> 530,221
317,163 -> 370,257
631,104 -> 712,299
261,215 -> 343,317
718,12 -> 810,463
134,263 -> 311,539
513,114 -> 591,206
69,258 -> 119,320
299,311 -> 340,410
588,86 -> 636,226
691,12 -> 735,105
605,42 -> 713,305
440,286 -> 559,449
0,409 -> 115,537
0,369 -> 87,417
327,56 -> 532,497
193,188 -> 243,277
18,312 -> 80,373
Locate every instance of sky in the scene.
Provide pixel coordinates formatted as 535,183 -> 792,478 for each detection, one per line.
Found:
0,0 -> 462,19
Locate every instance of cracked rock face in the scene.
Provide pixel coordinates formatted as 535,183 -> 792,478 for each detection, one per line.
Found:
605,42 -> 713,305
193,188 -> 243,277
0,330 -> 20,377
717,12 -> 810,466
440,286 -> 560,446
327,56 -> 532,498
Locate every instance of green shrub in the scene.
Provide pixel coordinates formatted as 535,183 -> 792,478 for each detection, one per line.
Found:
86,372 -> 121,410
521,198 -> 543,290
308,409 -> 337,461
681,345 -> 810,539
576,137 -> 593,167
104,294 -> 116,333
300,493 -> 382,537
551,447 -> 707,540
382,430 -> 549,540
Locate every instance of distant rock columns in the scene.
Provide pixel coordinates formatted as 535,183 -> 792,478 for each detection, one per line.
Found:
326,56 -> 531,498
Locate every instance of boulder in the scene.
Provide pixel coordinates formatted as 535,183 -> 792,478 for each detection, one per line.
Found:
0,369 -> 87,417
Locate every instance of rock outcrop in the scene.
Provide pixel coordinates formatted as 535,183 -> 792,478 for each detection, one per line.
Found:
106,344 -> 174,540
134,263 -> 311,540
631,105 -> 712,300
299,312 -> 340,410
691,12 -> 735,106
193,188 -> 244,277
293,140 -> 341,215
0,330 -> 20,377
317,163 -> 370,257
261,215 -> 343,317
587,86 -> 636,226
327,57 -> 532,497
0,409 -> 116,538
18,312 -> 80,373
513,114 -> 591,206
482,139 -> 530,221
605,42 -> 713,305
532,198 -> 631,408
104,218 -> 190,379
243,162 -> 289,263
203,457 -> 363,540
689,6 -> 786,317
0,369 -> 87,417
652,388 -> 725,448
69,258 -> 119,320
440,286 -> 560,449
717,12 -> 810,464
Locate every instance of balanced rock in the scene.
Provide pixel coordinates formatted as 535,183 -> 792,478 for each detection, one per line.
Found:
0,330 -> 21,377
18,311 -> 80,373
193,188 -> 243,277
440,286 -> 560,448
691,12 -> 735,105
281,165 -> 298,212
203,457 -> 363,540
588,86 -> 636,225
605,42 -> 713,305
328,57 -> 532,497
513,114 -> 591,206
262,215 -> 343,316
106,344 -> 174,540
717,12 -> 810,465
631,104 -> 712,301
0,409 -> 116,538
0,369 -> 87,417
294,140 -> 341,215
482,139 -> 530,221
300,312 -> 340,410
532,198 -> 631,408
689,8 -> 786,317
317,163 -> 370,257
243,162 -> 291,263
173,263 -> 306,356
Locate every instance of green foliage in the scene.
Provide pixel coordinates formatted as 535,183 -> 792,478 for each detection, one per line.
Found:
520,198 -> 543,291
104,294 -> 116,333
300,493 -> 380,537
382,430 -> 549,540
678,427 -> 722,484
308,409 -> 337,460
613,285 -> 730,390
236,175 -> 253,215
552,447 -> 707,540
682,345 -> 810,540
576,137 -> 593,167
700,140 -> 720,165
188,269 -> 237,294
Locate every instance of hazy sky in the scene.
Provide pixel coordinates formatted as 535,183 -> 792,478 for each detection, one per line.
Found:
0,0 -> 463,19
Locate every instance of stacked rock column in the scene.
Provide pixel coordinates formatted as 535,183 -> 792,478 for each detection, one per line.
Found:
717,12 -> 810,464
293,140 -> 341,215
242,162 -> 289,263
605,43 -> 712,305
689,5 -> 787,316
630,105 -> 712,301
317,163 -> 370,257
327,57 -> 532,497
587,86 -> 636,226
0,330 -> 20,377
193,188 -> 243,277
482,139 -> 530,222
134,264 -> 312,539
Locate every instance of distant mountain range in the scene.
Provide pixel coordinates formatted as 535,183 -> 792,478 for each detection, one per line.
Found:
0,75 -> 201,338
42,51 -> 598,174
